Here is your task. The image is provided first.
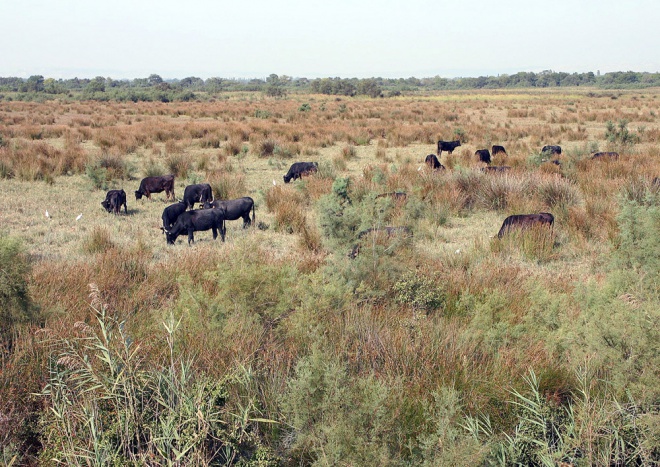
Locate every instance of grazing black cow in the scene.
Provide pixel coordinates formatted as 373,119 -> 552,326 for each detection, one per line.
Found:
101,189 -> 127,215
481,166 -> 511,173
164,207 -> 227,245
375,191 -> 407,202
591,151 -> 620,161
492,145 -> 507,157
348,226 -> 413,259
203,197 -> 255,228
425,154 -> 445,170
476,149 -> 492,164
183,183 -> 213,210
283,162 -> 318,183
135,175 -> 175,201
497,212 -> 554,239
541,145 -> 562,157
437,140 -> 461,156
160,201 -> 187,233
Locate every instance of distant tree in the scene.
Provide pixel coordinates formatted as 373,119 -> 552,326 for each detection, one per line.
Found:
44,78 -> 64,94
205,77 -> 227,92
26,75 -> 45,92
85,76 -> 106,93
358,79 -> 382,98
179,76 -> 204,89
265,74 -> 287,98
147,74 -> 163,86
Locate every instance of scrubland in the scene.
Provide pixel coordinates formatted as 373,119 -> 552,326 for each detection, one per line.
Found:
0,89 -> 659,466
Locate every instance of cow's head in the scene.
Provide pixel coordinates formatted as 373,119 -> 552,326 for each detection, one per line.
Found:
135,191 -> 143,200
165,231 -> 177,245
101,200 -> 111,212
283,175 -> 291,183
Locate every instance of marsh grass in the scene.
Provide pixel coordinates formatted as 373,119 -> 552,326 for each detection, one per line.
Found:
82,226 -> 116,254
2,91 -> 660,465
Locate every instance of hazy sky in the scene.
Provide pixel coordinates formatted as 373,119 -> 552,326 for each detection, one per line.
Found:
2,0 -> 659,80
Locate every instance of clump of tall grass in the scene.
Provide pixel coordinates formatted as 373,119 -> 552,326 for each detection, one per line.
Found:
473,173 -> 532,211
265,185 -> 307,233
165,152 -> 192,178
341,144 -> 357,160
207,169 -> 246,200
143,157 -> 165,177
82,226 -> 116,254
222,138 -> 244,158
536,175 -> 582,209
256,138 -> 277,157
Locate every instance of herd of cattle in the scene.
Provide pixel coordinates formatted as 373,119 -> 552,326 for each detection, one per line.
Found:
99,142 -> 653,254
100,161 -> 319,246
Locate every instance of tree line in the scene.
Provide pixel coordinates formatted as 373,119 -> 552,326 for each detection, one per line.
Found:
1,70 -> 659,102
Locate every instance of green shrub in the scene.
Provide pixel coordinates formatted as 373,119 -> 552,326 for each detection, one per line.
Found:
281,347 -> 392,465
605,119 -> 640,146
143,158 -> 165,177
0,236 -> 35,345
85,161 -> 108,189
394,271 -> 445,313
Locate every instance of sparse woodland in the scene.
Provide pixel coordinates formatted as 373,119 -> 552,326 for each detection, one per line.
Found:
0,88 -> 659,466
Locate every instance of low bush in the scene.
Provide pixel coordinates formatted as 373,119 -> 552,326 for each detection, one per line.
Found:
0,235 -> 35,347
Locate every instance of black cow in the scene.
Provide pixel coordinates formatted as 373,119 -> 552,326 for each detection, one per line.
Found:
476,149 -> 491,164
203,197 -> 255,228
183,183 -> 213,210
348,226 -> 413,259
492,145 -> 507,157
375,191 -> 407,202
481,166 -> 511,173
135,175 -> 175,201
591,151 -> 620,160
160,201 -> 187,233
425,154 -> 445,170
283,162 -> 318,183
101,189 -> 127,215
437,140 -> 461,156
541,145 -> 562,157
164,207 -> 227,245
497,212 -> 554,239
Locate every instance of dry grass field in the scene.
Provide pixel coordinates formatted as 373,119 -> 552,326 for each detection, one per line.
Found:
1,89 -> 659,465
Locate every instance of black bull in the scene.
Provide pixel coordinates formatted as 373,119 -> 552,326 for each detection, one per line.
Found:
183,183 -> 213,209
283,162 -> 318,183
160,201 -> 187,233
164,208 -> 227,245
202,197 -> 255,228
437,140 -> 461,156
425,154 -> 444,170
135,175 -> 175,200
497,212 -> 554,238
101,189 -> 127,214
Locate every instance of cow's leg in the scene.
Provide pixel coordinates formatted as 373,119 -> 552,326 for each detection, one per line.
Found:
187,229 -> 195,245
220,221 -> 226,242
212,227 -> 218,240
